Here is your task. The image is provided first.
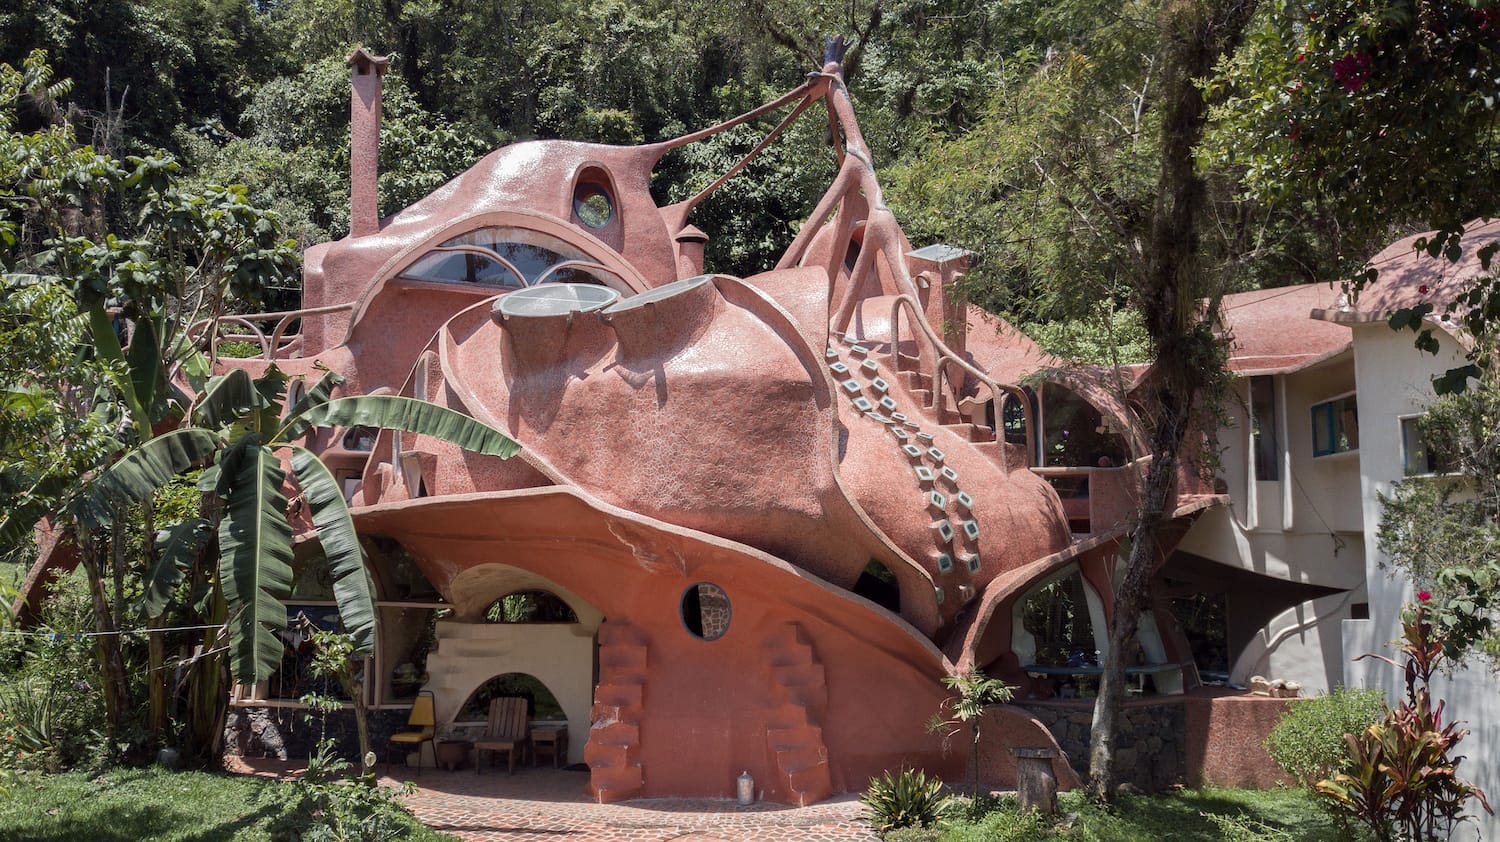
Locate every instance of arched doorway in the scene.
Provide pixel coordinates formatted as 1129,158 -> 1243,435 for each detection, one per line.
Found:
423,565 -> 602,765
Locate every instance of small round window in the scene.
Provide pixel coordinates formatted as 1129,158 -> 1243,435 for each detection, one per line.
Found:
680,582 -> 730,641
573,184 -> 614,229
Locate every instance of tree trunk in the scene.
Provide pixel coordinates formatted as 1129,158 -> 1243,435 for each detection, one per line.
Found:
1086,0 -> 1260,800
142,500 -> 168,748
79,533 -> 131,742
1088,424 -> 1182,796
185,584 -> 228,764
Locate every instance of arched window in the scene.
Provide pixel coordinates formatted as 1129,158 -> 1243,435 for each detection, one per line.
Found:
852,560 -> 901,613
482,591 -> 578,624
397,226 -> 620,290
458,673 -> 566,721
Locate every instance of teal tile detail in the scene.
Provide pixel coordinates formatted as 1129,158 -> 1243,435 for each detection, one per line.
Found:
860,358 -> 879,373
879,396 -> 899,412
867,412 -> 891,425
935,586 -> 945,605
850,344 -> 870,357
828,361 -> 850,375
916,431 -> 935,443
843,331 -> 861,344
961,519 -> 980,540
891,427 -> 910,441
940,466 -> 959,484
824,347 -> 839,360
902,443 -> 924,459
913,466 -> 935,484
852,396 -> 875,412
871,377 -> 890,393
956,490 -> 974,510
936,553 -> 953,573
928,491 -> 946,510
934,521 -> 955,543
891,412 -> 908,423
840,378 -> 862,394
964,553 -> 981,574
927,447 -> 945,463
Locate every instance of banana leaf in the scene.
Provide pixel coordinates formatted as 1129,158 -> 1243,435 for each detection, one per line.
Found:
143,517 -> 212,618
216,442 -> 294,685
288,445 -> 377,655
281,369 -> 344,429
193,368 -> 265,430
72,428 -> 221,529
284,395 -> 520,458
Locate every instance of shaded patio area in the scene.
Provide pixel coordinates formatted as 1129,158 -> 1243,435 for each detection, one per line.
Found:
226,757 -> 878,842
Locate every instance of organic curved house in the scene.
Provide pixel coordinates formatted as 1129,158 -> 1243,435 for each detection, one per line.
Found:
85,46 -> 1489,805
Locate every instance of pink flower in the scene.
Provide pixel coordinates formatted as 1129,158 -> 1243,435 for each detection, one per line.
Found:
1332,52 -> 1373,92
1417,590 -> 1432,602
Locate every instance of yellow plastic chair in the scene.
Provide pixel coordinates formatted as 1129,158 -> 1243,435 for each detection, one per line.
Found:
388,690 -> 436,774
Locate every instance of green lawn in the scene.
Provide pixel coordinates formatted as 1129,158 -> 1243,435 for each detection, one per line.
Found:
0,767 -> 455,842
916,787 -> 1354,841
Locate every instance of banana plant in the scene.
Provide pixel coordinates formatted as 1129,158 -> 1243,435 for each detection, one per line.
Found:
73,364 -> 519,684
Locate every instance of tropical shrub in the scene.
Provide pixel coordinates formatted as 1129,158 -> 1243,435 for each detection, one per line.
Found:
863,767 -> 950,834
937,805 -> 1054,842
265,739 -> 417,842
1264,686 -> 1385,787
880,826 -> 944,842
1202,811 -> 1294,841
1315,604 -> 1493,841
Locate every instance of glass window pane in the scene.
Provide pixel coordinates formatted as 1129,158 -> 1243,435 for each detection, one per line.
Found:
1251,376 -> 1280,480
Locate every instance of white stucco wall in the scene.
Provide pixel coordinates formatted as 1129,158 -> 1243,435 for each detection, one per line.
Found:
423,620 -> 599,764
1345,321 -> 1496,840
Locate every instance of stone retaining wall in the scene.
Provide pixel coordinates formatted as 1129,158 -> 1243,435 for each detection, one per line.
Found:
225,706 -> 412,764
1021,699 -> 1187,791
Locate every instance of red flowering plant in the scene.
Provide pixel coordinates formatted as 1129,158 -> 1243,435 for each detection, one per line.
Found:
1316,604 -> 1492,841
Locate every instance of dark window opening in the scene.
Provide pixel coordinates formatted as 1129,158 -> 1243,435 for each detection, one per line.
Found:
1351,602 -> 1370,620
343,425 -> 377,452
1250,375 -> 1280,480
1311,394 -> 1359,457
852,559 -> 901,613
483,591 -> 578,624
1041,386 -> 1129,467
1169,590 -> 1229,676
680,582 -> 730,641
1021,572 -> 1095,667
573,184 -> 614,229
458,673 -> 565,721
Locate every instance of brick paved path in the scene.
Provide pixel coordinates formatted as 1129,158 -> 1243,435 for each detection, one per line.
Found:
227,758 -> 879,842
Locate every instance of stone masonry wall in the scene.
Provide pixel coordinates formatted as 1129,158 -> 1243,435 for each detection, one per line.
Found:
225,706 -> 412,764
1022,699 -> 1187,791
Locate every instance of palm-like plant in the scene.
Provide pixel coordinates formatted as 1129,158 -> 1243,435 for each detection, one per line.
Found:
928,669 -> 1015,797
73,364 -> 519,686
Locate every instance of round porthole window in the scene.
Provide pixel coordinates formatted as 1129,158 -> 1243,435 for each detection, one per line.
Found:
681,582 -> 730,641
573,184 -> 614,229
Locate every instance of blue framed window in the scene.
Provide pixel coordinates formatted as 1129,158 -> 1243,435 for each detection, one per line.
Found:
1311,394 -> 1359,457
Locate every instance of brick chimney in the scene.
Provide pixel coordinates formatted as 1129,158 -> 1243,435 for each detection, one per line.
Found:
347,48 -> 390,238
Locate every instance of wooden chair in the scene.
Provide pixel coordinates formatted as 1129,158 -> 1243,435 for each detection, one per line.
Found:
388,690 -> 436,774
474,697 -> 529,774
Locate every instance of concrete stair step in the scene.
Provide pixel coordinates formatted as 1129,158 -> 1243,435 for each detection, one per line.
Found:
767,724 -> 823,749
774,744 -> 828,774
772,662 -> 825,688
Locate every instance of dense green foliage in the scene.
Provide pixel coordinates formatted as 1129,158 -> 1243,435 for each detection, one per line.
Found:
1264,686 -> 1387,787
1378,360 -> 1500,670
862,767 -> 951,833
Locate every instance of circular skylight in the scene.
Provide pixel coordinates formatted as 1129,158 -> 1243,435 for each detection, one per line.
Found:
492,283 -> 621,320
